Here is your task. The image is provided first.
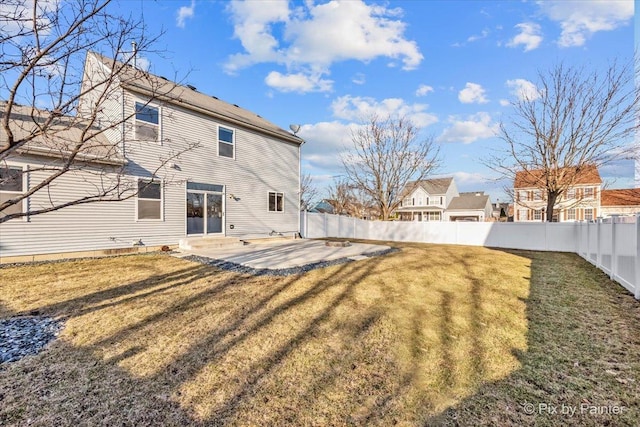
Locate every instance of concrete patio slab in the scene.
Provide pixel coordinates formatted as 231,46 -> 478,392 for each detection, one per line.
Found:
175,239 -> 391,269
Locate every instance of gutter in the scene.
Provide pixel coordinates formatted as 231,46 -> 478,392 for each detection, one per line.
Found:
16,146 -> 126,166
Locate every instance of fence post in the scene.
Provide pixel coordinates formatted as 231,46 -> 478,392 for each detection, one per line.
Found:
353,217 -> 356,240
610,215 -> 618,280
324,212 -> 328,238
596,217 -> 602,269
586,220 -> 590,262
635,213 -> 640,300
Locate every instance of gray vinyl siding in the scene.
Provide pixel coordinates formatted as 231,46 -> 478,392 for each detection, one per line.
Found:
444,180 -> 459,209
0,88 -> 300,258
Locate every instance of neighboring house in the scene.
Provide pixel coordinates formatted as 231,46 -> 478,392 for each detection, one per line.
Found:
309,200 -> 334,214
600,188 -> 640,218
514,166 -> 601,222
0,52 -> 303,259
445,192 -> 493,222
491,201 -> 511,221
395,177 -> 492,222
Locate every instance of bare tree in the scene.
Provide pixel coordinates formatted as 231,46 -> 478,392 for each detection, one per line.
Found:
488,61 -> 638,222
326,178 -> 356,216
299,173 -> 318,211
0,0 -> 191,222
342,114 -> 439,220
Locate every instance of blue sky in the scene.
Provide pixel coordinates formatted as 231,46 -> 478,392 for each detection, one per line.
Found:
113,0 -> 635,202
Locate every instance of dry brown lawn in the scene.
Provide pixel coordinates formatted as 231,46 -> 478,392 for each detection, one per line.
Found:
0,242 -> 639,426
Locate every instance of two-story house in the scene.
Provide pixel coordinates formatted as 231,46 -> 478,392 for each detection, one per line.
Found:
0,52 -> 303,260
395,177 -> 492,222
514,166 -> 601,222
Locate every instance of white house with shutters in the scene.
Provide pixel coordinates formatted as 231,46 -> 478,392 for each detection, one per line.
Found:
0,52 -> 303,261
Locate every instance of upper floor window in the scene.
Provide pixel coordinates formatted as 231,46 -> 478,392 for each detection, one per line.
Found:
0,165 -> 24,219
135,102 -> 160,142
533,190 -> 543,201
566,188 -> 576,199
218,126 -> 234,158
268,191 -> 284,212
518,190 -> 528,201
583,187 -> 594,199
417,197 -> 423,206
137,179 -> 162,220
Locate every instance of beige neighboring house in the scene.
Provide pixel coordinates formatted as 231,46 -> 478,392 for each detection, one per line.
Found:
600,188 -> 640,218
395,177 -> 492,222
514,166 -> 602,222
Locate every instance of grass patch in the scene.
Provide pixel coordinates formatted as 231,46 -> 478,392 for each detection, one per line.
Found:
0,242 -> 638,425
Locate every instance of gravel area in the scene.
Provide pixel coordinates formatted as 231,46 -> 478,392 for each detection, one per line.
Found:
0,316 -> 64,364
183,247 -> 399,276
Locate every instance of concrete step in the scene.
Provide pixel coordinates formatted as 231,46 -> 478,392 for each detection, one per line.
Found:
179,236 -> 246,251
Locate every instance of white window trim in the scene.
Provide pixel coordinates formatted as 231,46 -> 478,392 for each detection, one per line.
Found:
134,99 -> 162,144
567,208 -> 576,221
218,125 -> 236,159
268,191 -> 284,213
135,178 -> 164,221
583,187 -> 595,199
0,162 -> 28,222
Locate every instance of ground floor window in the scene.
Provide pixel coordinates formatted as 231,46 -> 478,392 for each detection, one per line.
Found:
567,208 -> 576,221
426,211 -> 441,221
533,209 -> 542,221
518,209 -> 528,221
269,191 -> 284,212
584,207 -> 593,221
0,165 -> 25,218
137,179 -> 162,220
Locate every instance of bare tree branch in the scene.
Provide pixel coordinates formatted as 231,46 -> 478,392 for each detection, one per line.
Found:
485,60 -> 638,221
341,114 -> 440,220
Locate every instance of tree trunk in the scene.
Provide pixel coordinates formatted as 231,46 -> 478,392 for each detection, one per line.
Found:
545,191 -> 559,222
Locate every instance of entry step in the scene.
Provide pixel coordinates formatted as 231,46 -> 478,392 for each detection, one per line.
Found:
179,236 -> 246,251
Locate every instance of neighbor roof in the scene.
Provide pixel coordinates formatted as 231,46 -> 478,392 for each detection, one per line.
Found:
447,193 -> 490,210
514,165 -> 601,188
91,53 -> 302,145
601,188 -> 640,207
0,102 -> 123,165
405,177 -> 453,195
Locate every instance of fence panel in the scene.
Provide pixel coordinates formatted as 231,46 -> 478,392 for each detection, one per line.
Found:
614,222 -> 636,293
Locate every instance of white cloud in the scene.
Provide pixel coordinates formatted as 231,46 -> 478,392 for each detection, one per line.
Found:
538,0 -> 633,47
299,121 -> 355,171
225,0 -> 422,93
416,84 -> 434,97
438,112 -> 498,144
0,0 -> 57,36
499,99 -> 510,107
506,78 -> 540,101
352,73 -> 366,85
506,22 -> 543,51
264,71 -> 333,93
176,0 -> 196,28
467,29 -> 489,42
458,82 -> 489,104
331,95 -> 438,127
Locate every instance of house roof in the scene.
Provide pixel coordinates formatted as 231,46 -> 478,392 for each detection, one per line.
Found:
91,53 -> 303,146
514,165 -> 602,189
601,188 -> 640,207
405,177 -> 453,196
0,102 -> 124,165
447,193 -> 490,210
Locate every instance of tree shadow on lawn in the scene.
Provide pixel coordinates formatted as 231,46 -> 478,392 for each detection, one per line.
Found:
425,249 -> 640,427
3,246 -> 637,425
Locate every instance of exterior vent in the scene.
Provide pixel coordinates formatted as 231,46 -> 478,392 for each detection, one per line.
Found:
159,76 -> 169,81
186,84 -> 197,91
211,95 -> 218,99
233,104 -> 239,108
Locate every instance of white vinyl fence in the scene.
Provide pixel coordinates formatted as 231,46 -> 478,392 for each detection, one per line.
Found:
300,211 -> 640,299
